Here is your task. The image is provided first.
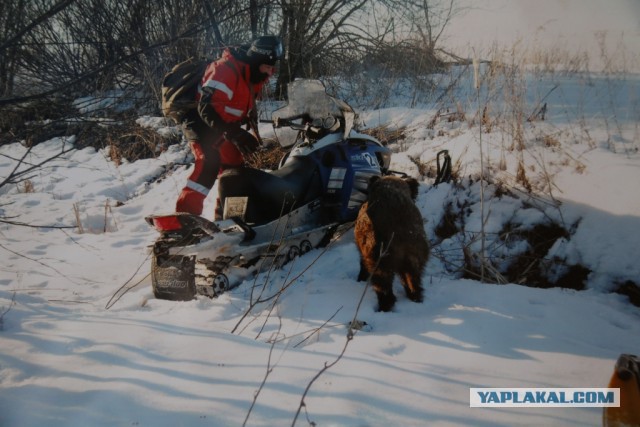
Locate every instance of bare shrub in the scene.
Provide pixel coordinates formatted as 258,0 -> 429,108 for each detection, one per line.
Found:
18,180 -> 35,194
80,120 -> 179,165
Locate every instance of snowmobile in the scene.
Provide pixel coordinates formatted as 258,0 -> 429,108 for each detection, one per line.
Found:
145,79 -> 393,301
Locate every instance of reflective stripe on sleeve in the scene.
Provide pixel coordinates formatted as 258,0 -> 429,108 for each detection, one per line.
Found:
186,180 -> 210,196
224,106 -> 243,117
202,80 -> 233,100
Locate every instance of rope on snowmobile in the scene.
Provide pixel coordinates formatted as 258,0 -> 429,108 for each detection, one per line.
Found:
434,149 -> 452,185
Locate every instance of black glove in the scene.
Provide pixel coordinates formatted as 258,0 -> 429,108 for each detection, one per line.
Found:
224,126 -> 260,157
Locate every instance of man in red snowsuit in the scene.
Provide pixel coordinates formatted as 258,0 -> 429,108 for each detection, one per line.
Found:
175,35 -> 283,217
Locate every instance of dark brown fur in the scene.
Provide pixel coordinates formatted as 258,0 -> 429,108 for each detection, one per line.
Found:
354,175 -> 430,312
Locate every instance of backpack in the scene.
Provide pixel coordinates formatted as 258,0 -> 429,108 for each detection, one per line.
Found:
161,57 -> 208,124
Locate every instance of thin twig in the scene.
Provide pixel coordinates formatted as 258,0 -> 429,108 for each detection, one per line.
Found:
292,272 -> 371,427
0,219 -> 75,229
231,223 -> 353,335
0,242 -> 84,284
293,307 -> 343,348
249,196 -> 296,305
242,315 -> 283,427
104,253 -> 152,309
291,240 -> 392,427
0,292 -> 17,331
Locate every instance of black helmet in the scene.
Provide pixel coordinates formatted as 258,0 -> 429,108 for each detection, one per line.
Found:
247,35 -> 284,66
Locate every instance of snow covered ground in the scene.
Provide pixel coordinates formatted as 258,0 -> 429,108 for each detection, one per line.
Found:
1,70 -> 639,426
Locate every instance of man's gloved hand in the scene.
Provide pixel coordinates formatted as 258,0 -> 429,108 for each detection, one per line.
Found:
224,126 -> 260,157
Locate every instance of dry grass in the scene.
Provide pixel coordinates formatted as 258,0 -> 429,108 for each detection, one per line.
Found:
18,180 -> 35,193
245,140 -> 288,170
361,124 -> 406,146
102,122 -> 178,166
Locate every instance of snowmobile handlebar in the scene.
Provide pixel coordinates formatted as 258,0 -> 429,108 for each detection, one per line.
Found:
260,117 -> 309,132
261,114 -> 341,134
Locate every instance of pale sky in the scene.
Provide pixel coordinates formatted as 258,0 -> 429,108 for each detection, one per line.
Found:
443,0 -> 640,70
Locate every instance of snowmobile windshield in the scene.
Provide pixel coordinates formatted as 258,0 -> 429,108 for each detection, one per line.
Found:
272,79 -> 355,147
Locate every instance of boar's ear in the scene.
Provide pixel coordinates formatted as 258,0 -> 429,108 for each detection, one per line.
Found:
404,177 -> 419,201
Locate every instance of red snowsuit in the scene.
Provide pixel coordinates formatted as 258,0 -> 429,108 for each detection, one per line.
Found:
175,49 -> 266,216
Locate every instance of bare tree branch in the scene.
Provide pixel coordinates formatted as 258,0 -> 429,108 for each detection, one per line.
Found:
0,219 -> 76,229
0,291 -> 17,332
242,314 -> 283,427
0,0 -> 78,52
0,241 -> 80,282
231,223 -> 354,335
291,238 -> 393,426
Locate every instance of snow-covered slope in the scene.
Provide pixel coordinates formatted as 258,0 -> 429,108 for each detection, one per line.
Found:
1,73 -> 639,426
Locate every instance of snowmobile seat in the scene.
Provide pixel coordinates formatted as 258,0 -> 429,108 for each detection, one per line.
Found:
218,156 -> 322,225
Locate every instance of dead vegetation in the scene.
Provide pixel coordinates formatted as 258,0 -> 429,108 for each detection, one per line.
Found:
245,139 -> 288,170
98,121 -> 180,165
427,174 -> 599,293
361,124 -> 407,146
